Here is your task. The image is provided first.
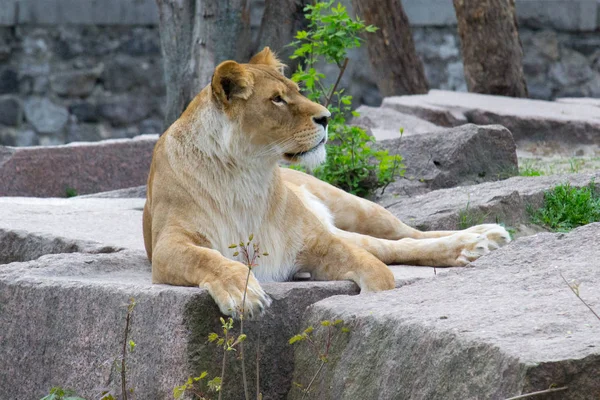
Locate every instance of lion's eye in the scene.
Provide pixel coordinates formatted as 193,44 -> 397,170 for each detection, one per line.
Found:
272,95 -> 286,105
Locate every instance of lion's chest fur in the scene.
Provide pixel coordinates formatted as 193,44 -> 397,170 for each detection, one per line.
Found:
168,142 -> 305,282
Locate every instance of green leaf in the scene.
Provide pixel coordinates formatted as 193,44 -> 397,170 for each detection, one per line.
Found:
289,334 -> 304,345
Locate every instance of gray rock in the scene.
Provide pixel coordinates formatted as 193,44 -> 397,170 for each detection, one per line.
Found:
549,49 -> 595,87
138,118 -> 164,135
0,239 -> 438,400
382,95 -> 468,127
66,122 -> 103,143
0,95 -> 22,126
290,223 -> 600,399
23,97 -> 69,134
50,67 -> 102,97
102,54 -> 163,94
0,248 -> 360,400
69,100 -> 98,122
381,172 -> 600,232
557,97 -> 600,108
0,135 -> 157,197
80,185 -> 147,199
97,94 -> 153,126
352,105 -> 442,141
0,197 -> 146,251
14,128 -> 38,146
0,228 -> 120,264
382,90 -> 600,146
376,124 -> 518,191
38,134 -> 65,146
0,127 -> 38,147
0,66 -> 18,94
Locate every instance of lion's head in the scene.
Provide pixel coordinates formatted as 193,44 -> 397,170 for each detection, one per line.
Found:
209,47 -> 331,168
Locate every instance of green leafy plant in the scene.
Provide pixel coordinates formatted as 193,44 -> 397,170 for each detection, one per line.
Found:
289,319 -> 350,399
40,387 -> 86,400
65,187 -> 78,198
289,1 -> 404,197
529,180 -> 600,232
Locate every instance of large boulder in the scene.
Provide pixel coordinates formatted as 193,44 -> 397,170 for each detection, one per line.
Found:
0,135 -> 157,197
382,90 -> 600,146
381,171 -> 600,234
290,223 -> 600,399
376,124 -> 518,193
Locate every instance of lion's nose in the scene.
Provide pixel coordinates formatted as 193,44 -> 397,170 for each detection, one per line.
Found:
313,115 -> 329,129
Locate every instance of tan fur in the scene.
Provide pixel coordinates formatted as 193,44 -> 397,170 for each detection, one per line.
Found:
143,47 -> 511,317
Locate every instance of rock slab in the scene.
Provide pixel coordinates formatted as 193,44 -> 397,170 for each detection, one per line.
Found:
382,90 -> 600,146
0,135 -> 157,197
377,124 -> 518,192
290,223 -> 600,400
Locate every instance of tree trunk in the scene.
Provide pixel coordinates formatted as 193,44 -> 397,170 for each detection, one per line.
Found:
352,0 -> 429,96
255,0 -> 309,66
156,0 -> 251,128
453,0 -> 528,97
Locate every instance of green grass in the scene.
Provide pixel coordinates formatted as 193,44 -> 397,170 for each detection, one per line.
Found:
519,159 -> 544,177
65,187 -> 78,198
457,200 -> 487,229
530,181 -> 600,232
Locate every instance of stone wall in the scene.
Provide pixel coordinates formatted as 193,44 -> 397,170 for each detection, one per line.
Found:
0,25 -> 164,147
0,0 -> 599,147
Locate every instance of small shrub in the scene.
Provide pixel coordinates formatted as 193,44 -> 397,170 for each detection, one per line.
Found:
40,387 -> 85,400
289,1 -> 404,197
530,181 -> 600,232
65,187 -> 78,198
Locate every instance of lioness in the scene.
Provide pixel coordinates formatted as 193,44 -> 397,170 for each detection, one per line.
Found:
143,47 -> 510,317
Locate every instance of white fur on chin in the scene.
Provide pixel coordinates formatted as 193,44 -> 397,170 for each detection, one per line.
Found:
299,143 -> 327,170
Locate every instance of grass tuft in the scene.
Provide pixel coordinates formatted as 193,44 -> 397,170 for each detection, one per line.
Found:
530,180 -> 600,232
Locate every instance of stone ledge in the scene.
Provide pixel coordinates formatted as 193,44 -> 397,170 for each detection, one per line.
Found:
382,90 -> 600,148
290,223 -> 600,399
380,171 -> 600,233
0,135 -> 157,197
0,247 -> 445,399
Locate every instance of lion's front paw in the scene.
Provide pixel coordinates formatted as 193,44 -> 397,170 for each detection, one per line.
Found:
464,224 -> 512,250
201,264 -> 272,319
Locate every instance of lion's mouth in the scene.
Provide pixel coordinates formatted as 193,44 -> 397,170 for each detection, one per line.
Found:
284,137 -> 326,158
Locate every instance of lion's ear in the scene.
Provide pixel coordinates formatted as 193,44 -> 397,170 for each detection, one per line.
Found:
249,47 -> 286,74
211,60 -> 254,104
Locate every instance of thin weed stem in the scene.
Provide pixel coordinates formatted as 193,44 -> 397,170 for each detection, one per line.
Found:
301,361 -> 325,400
240,267 -> 252,400
559,272 -> 600,323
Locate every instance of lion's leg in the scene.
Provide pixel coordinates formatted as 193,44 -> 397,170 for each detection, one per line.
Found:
282,168 -> 454,240
331,227 -> 496,267
151,225 -> 271,318
299,228 -> 395,292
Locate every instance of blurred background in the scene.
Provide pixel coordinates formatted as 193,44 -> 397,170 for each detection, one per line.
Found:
0,0 -> 598,147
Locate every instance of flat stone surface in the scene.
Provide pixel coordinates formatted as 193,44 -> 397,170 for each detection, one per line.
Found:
557,97 -> 600,107
290,223 -> 600,399
381,171 -> 600,233
352,105 -> 442,141
382,90 -> 600,146
0,197 -> 145,253
0,135 -> 157,197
